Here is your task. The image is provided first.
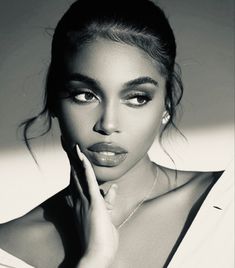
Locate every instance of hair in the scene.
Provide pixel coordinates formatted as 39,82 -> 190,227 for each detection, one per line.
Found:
21,0 -> 183,163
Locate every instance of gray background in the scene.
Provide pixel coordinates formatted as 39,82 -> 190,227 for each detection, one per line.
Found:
0,0 -> 234,154
0,0 -> 234,220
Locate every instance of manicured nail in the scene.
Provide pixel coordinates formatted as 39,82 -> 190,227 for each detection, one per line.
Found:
111,184 -> 118,190
76,144 -> 84,161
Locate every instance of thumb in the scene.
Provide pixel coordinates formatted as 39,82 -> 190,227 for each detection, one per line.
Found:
104,184 -> 118,213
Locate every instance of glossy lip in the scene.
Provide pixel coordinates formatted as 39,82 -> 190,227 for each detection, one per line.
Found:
88,142 -> 128,154
87,142 -> 128,167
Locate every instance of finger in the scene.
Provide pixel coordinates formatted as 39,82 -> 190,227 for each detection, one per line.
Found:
104,184 -> 118,211
70,167 -> 89,215
71,166 -> 87,203
64,144 -> 89,201
76,144 -> 84,161
61,140 -> 91,204
61,137 -> 84,171
76,145 -> 101,202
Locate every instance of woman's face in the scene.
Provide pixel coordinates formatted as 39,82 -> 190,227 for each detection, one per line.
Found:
57,38 -> 166,182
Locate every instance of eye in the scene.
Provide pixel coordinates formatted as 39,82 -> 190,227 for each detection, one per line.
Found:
123,94 -> 151,107
72,91 -> 98,104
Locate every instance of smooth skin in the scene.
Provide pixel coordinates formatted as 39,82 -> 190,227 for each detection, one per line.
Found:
0,39 -> 219,267
57,38 -> 166,183
72,145 -> 119,268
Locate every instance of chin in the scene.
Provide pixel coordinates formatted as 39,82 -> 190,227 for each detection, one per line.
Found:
92,164 -> 127,183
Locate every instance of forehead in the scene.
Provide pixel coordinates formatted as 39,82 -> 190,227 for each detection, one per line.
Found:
64,38 -> 165,88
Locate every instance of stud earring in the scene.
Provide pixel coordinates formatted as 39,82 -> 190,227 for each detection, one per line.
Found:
162,111 -> 170,125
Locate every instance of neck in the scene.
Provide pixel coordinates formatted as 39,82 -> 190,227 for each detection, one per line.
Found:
98,155 -> 158,228
99,155 -> 157,199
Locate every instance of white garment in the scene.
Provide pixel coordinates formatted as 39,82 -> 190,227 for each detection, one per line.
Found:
168,160 -> 234,268
0,248 -> 33,268
0,162 -> 233,268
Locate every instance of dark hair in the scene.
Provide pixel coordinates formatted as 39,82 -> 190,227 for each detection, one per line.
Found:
21,0 -> 183,162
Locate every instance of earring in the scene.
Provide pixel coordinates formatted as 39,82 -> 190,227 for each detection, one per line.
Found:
162,111 -> 170,125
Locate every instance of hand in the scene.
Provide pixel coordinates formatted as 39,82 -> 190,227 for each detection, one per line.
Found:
63,141 -> 119,267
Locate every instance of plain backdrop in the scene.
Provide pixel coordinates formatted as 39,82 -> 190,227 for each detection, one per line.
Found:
0,0 -> 234,222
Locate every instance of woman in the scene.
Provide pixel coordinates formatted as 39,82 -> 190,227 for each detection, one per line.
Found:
0,0 -> 233,267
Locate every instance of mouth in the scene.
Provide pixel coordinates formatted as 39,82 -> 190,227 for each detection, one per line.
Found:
87,142 -> 128,167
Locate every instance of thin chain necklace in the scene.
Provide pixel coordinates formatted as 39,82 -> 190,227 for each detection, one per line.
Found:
117,167 -> 159,230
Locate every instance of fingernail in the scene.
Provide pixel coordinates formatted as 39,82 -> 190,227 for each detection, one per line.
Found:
112,184 -> 118,190
76,144 -> 84,161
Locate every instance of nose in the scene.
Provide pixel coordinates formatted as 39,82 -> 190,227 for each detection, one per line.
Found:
93,102 -> 120,135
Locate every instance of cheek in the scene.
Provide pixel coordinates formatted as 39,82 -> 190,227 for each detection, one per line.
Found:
123,104 -> 164,143
127,111 -> 162,150
57,98 -> 164,152
57,103 -> 96,145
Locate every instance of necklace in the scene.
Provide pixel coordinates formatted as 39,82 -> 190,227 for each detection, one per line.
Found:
117,167 -> 159,230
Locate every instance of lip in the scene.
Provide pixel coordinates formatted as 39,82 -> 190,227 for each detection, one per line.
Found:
87,142 -> 128,167
88,142 -> 128,154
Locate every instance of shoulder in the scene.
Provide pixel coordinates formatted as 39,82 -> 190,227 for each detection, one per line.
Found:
149,162 -> 224,201
0,188 -> 80,267
0,206 -> 47,242
0,204 -> 61,246
155,163 -> 223,188
0,200 -> 65,266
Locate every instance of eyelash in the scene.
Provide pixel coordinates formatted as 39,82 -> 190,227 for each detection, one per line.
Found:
123,93 -> 152,107
68,90 -> 152,107
69,90 -> 99,104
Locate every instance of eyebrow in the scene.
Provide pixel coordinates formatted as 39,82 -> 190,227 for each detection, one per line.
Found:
66,73 -> 159,90
66,73 -> 101,90
124,76 -> 159,88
